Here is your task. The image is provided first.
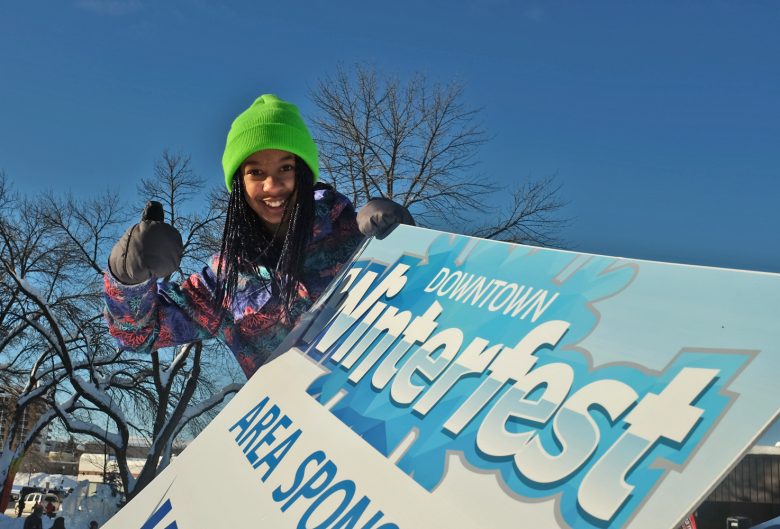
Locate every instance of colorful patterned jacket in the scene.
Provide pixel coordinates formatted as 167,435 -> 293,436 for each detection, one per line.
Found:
103,187 -> 364,378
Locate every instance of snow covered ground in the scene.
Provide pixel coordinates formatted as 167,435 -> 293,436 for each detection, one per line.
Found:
2,473 -> 118,528
0,513 -> 56,529
11,473 -> 79,491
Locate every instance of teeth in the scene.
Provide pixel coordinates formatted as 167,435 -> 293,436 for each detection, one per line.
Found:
264,199 -> 286,208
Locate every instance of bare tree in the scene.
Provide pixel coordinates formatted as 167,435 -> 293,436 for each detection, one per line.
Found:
138,150 -> 225,270
2,252 -> 240,501
0,182 -> 82,510
310,64 -> 567,245
0,167 -> 240,506
468,177 -> 566,246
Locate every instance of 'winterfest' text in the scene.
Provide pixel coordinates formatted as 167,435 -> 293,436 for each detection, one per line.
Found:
307,262 -> 720,523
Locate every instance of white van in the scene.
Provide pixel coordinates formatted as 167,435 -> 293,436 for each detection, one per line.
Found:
21,492 -> 60,514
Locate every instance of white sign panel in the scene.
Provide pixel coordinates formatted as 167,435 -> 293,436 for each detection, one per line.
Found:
106,226 -> 780,529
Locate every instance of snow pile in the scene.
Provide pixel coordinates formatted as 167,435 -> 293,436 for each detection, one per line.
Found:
0,515 -> 21,529
0,514 -> 56,529
13,473 -> 79,491
0,480 -> 120,529
59,480 -> 119,528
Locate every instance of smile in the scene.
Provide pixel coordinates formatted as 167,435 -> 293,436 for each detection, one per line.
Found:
263,198 -> 287,209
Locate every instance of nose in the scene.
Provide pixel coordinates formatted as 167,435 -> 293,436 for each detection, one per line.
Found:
262,174 -> 285,194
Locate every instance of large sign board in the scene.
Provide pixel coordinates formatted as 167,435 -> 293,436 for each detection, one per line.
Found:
105,226 -> 780,529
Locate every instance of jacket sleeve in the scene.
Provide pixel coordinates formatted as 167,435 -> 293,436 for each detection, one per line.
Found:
103,262 -> 229,352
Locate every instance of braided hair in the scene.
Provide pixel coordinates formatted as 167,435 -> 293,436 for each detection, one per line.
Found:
213,156 -> 315,320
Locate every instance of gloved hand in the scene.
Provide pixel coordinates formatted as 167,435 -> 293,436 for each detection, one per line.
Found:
108,201 -> 184,284
357,198 -> 415,239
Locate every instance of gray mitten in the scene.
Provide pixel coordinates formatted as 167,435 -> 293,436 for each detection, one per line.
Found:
357,198 -> 415,239
108,201 -> 184,284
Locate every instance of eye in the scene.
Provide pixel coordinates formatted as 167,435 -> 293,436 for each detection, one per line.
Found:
280,164 -> 295,172
245,168 -> 264,178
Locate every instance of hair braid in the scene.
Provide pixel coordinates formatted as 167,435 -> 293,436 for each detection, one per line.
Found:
213,156 -> 315,322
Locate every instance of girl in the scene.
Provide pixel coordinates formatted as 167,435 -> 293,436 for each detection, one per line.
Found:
104,94 -> 411,377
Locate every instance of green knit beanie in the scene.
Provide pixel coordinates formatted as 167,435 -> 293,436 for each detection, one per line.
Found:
222,94 -> 319,191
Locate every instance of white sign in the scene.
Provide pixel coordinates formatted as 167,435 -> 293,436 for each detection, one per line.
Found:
106,226 -> 780,529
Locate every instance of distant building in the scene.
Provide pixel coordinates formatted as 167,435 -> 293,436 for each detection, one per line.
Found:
697,445 -> 780,528
76,439 -> 185,485
45,449 -> 79,476
77,453 -> 148,483
0,392 -> 48,455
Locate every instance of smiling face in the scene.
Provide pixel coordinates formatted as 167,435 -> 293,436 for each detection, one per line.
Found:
241,149 -> 298,233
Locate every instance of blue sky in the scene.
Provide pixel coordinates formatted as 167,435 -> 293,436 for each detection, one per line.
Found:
0,0 -> 779,445
2,0 -> 778,273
